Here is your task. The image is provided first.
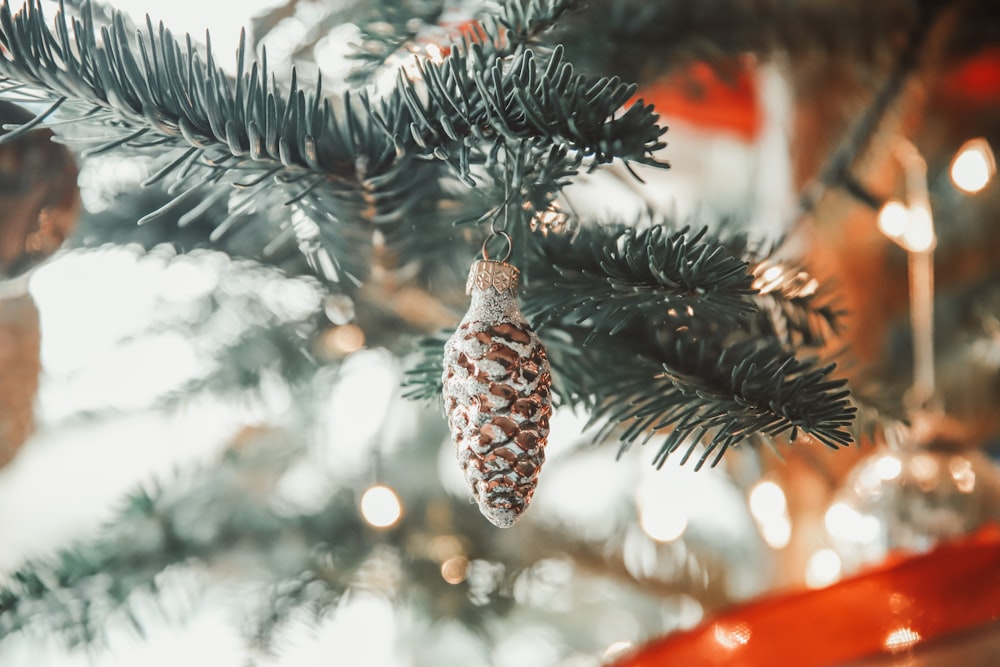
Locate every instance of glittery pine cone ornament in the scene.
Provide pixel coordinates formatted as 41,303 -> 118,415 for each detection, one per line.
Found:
442,258 -> 552,528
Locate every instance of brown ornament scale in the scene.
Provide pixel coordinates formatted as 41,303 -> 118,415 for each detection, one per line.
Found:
442,258 -> 552,528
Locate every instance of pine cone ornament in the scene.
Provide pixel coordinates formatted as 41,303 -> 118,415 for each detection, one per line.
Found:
442,258 -> 552,528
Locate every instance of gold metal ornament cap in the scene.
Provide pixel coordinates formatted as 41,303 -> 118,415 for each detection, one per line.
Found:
466,259 -> 520,296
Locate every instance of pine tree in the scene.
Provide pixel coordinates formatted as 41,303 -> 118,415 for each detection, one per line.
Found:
1,0 -> 998,663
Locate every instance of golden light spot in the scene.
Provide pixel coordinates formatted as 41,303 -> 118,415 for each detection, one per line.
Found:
441,556 -> 469,584
360,485 -> 402,528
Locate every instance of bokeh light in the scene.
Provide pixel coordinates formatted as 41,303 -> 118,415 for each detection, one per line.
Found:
877,200 -> 908,240
950,138 -> 996,194
805,549 -> 842,589
360,485 -> 402,528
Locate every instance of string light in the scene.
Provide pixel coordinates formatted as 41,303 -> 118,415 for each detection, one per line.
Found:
950,138 -> 996,194
900,205 -> 934,253
877,200 -> 908,240
360,485 -> 403,528
876,140 -> 937,409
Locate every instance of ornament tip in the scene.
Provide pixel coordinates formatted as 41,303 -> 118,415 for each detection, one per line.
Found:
481,504 -> 521,528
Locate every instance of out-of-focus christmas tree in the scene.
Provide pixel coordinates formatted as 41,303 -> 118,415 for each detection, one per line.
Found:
1,0 -> 999,664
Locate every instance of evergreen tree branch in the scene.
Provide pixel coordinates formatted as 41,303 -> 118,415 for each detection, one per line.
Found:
545,326 -> 855,469
403,323 -> 855,468
403,218 -> 852,461
0,0 -> 664,205
524,224 -> 756,342
0,0 -> 664,283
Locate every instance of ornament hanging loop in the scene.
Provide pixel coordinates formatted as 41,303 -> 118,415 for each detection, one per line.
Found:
481,230 -> 512,263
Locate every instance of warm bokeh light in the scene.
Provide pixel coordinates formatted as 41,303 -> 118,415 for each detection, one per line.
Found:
879,200 -> 935,253
950,138 -> 996,194
824,502 -> 880,543
321,324 -> 365,357
748,480 -> 791,549
884,627 -> 922,652
639,503 -> 688,543
900,205 -> 935,253
440,556 -> 469,585
748,481 -> 786,520
805,549 -> 842,588
877,200 -> 908,240
949,457 -> 977,493
360,485 -> 403,528
713,622 -> 752,650
874,454 -> 902,481
759,516 -> 792,550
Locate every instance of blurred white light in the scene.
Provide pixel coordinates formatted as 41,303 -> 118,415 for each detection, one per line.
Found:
759,515 -> 792,549
950,138 -> 995,194
874,454 -> 902,481
749,480 -> 791,549
877,200 -> 908,239
278,593 -> 400,667
492,628 -> 560,667
160,258 -> 219,303
748,481 -> 787,520
326,350 -> 399,470
824,502 -> 881,543
261,278 -> 321,320
884,627 -> 922,652
949,457 -> 976,494
805,549 -> 842,588
638,496 -> 688,543
900,205 -> 935,253
360,485 -> 402,528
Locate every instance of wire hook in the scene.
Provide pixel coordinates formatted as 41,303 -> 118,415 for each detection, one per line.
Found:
481,230 -> 512,263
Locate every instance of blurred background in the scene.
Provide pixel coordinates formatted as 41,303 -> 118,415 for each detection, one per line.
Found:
1,0 -> 1000,665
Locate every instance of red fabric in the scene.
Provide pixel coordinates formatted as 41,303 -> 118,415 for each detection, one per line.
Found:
614,525 -> 1000,667
635,58 -> 762,141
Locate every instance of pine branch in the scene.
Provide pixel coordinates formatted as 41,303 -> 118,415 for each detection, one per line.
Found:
497,0 -> 585,45
546,326 -> 855,469
405,41 -> 665,171
0,0 -> 664,282
402,329 -> 451,401
403,323 -> 855,468
524,224 -> 756,342
403,217 -> 853,462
